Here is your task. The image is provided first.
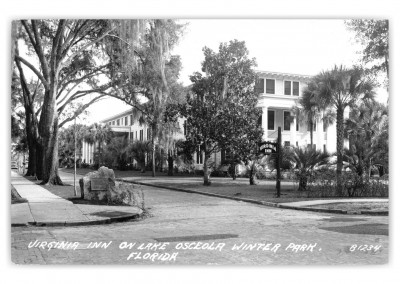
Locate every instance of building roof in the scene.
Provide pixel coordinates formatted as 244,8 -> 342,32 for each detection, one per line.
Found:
255,70 -> 312,80
100,108 -> 134,123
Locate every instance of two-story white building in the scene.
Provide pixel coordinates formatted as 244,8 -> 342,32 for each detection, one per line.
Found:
81,70 -> 347,168
256,70 -> 347,153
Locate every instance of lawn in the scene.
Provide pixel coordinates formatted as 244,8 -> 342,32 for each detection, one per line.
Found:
308,202 -> 389,212
59,167 -> 387,204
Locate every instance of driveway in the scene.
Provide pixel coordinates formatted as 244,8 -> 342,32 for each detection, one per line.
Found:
11,184 -> 388,265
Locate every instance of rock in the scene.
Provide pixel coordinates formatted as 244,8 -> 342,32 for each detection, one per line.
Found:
79,167 -> 144,208
79,167 -> 116,202
107,182 -> 144,207
97,166 -> 116,180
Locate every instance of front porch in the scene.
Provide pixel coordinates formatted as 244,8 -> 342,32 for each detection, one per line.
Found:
261,106 -> 327,151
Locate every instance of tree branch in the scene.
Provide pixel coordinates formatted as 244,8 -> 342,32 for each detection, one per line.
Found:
29,20 -> 50,81
15,54 -> 49,88
58,94 -> 108,128
57,85 -> 112,114
57,64 -> 109,98
57,26 -> 116,74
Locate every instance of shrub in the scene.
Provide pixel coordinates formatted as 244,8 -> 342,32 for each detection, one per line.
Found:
305,170 -> 388,198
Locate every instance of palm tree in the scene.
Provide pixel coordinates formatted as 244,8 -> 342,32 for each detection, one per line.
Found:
103,136 -> 130,170
84,123 -> 113,166
127,140 -> 152,173
292,81 -> 321,147
288,147 -> 331,191
245,155 -> 268,185
313,65 -> 375,195
344,100 -> 388,179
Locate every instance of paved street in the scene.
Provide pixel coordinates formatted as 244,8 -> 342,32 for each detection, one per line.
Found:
11,184 -> 388,265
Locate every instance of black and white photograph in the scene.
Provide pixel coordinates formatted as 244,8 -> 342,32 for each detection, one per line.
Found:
2,0 -> 399,282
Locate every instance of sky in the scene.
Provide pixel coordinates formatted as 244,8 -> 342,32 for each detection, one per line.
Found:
82,19 -> 388,124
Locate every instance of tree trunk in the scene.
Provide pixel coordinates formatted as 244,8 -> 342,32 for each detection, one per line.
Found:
309,120 -> 314,148
249,169 -> 256,185
35,143 -> 44,180
230,163 -> 237,180
298,175 -> 308,191
203,146 -> 211,186
24,109 -> 38,177
336,107 -> 344,196
167,155 -> 173,176
248,162 -> 257,185
98,141 -> 101,167
38,84 -> 63,185
40,117 -> 63,185
151,133 -> 156,177
25,138 -> 36,176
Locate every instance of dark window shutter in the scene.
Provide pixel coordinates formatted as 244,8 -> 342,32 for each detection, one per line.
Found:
284,81 -> 291,95
265,79 -> 275,94
293,81 -> 299,96
255,78 -> 264,93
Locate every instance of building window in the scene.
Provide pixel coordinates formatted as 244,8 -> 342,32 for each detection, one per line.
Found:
140,130 -> 143,141
296,117 -> 299,131
284,81 -> 291,95
267,110 -> 275,130
257,114 -> 262,126
293,81 -> 299,96
117,119 -> 120,126
183,121 -> 187,136
296,141 -> 298,147
147,128 -> 151,140
323,144 -> 327,153
323,119 -> 327,132
284,141 -> 290,147
265,79 -> 275,94
255,78 -> 265,94
308,121 -> 317,132
135,131 -> 137,140
308,144 -> 316,150
130,115 -> 133,125
124,116 -> 128,126
283,111 -> 291,131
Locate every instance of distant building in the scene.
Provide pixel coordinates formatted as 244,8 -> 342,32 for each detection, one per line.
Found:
81,70 -> 348,169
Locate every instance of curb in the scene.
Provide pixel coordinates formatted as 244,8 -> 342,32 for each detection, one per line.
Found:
118,178 -> 389,216
11,211 -> 143,228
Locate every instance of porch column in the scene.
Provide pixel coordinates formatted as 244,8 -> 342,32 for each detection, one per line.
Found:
262,106 -> 268,141
317,118 -> 324,151
290,116 -> 297,147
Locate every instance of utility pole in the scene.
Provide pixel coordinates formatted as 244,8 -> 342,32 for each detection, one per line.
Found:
276,127 -> 281,198
74,117 -> 78,197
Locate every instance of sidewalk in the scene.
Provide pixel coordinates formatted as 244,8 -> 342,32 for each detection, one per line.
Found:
11,171 -> 143,227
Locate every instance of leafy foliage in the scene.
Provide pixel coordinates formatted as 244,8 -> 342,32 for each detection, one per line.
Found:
345,20 -> 389,78
312,65 -> 376,194
181,40 -> 261,185
344,100 -> 388,177
102,136 -> 131,170
287,147 -> 331,191
58,124 -> 86,167
126,140 -> 152,172
105,20 -> 186,177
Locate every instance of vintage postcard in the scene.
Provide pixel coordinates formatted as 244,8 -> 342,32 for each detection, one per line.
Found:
10,19 -> 388,265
